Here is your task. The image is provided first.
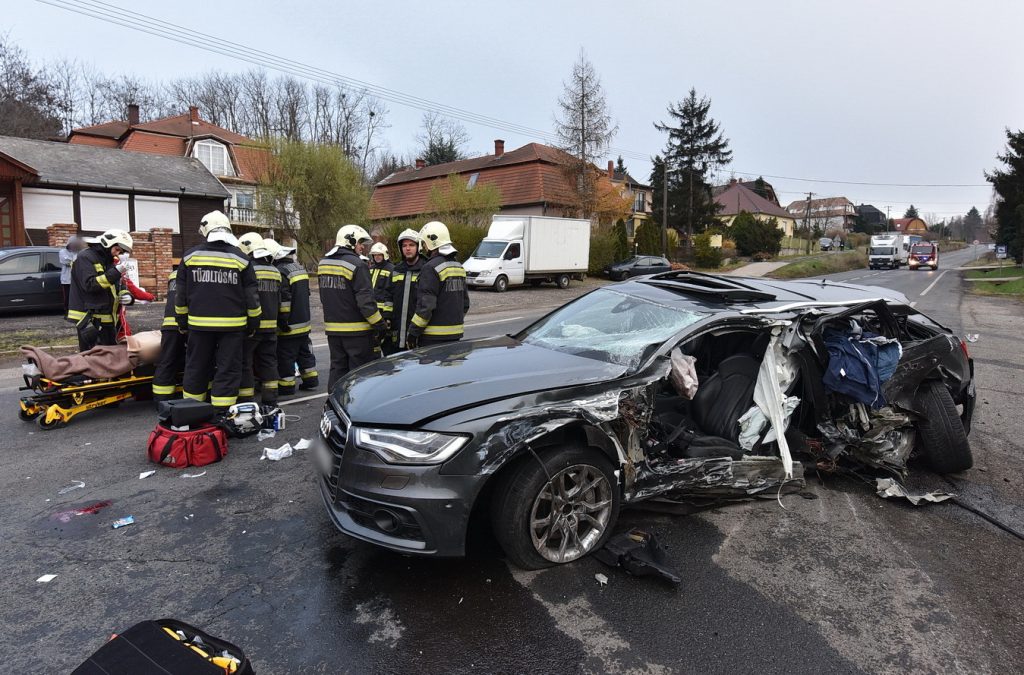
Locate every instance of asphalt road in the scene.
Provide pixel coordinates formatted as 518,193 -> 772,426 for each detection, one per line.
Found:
2,247 -> 1022,674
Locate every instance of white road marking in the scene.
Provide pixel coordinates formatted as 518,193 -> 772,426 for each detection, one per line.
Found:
918,270 -> 948,297
279,392 -> 328,406
910,301 -> 917,308
467,316 -> 525,327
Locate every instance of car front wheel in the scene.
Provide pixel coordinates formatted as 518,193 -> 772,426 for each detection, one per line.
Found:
491,446 -> 620,569
915,381 -> 973,473
493,275 -> 508,293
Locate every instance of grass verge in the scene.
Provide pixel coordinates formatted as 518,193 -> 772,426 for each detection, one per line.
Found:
969,278 -> 1024,297
964,266 -> 1024,280
766,250 -> 867,279
0,328 -> 77,354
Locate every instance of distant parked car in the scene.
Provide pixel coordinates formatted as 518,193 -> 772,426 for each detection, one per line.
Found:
819,237 -> 834,251
603,255 -> 672,281
0,246 -> 64,312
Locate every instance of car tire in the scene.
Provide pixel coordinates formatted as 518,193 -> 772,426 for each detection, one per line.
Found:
556,274 -> 570,289
493,275 -> 508,293
915,381 -> 973,473
619,271 -> 630,281
490,445 -> 620,569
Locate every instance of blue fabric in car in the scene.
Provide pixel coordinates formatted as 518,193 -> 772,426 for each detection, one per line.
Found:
822,326 -> 901,408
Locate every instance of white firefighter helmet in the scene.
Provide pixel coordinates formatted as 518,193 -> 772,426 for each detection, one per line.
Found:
199,210 -> 232,237
369,242 -> 389,260
419,221 -> 451,252
252,239 -> 280,260
397,228 -> 420,246
273,243 -> 297,261
237,232 -> 263,256
97,229 -> 134,254
335,224 -> 372,250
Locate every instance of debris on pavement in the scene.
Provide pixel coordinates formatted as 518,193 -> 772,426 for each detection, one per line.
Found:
875,477 -> 954,505
138,470 -> 156,480
261,443 -> 293,461
111,515 -> 135,529
965,333 -> 979,343
36,574 -> 57,583
57,480 -> 85,495
293,438 -> 312,451
595,573 -> 609,587
594,529 -> 682,585
51,500 -> 112,523
256,429 -> 276,441
181,470 -> 207,479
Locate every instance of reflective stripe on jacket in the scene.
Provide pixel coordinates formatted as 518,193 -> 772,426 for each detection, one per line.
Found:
275,259 -> 312,336
254,263 -> 282,332
410,254 -> 470,339
175,242 -> 260,332
67,244 -> 121,327
318,248 -> 382,335
370,261 -> 394,317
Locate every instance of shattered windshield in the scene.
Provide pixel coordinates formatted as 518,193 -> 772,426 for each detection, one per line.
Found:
520,288 -> 707,369
471,240 -> 508,258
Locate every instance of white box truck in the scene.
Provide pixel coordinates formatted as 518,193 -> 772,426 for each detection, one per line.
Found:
869,233 -> 908,269
464,215 -> 591,292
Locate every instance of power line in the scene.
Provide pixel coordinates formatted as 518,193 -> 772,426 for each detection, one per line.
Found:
36,0 -> 992,189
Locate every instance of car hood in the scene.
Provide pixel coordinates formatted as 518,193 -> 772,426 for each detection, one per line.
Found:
333,336 -> 628,426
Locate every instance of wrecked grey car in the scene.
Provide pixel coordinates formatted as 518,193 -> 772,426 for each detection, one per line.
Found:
316,272 -> 975,569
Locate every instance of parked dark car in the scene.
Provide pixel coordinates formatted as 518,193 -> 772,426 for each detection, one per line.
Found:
0,246 -> 64,312
603,255 -> 672,281
316,272 -> 975,569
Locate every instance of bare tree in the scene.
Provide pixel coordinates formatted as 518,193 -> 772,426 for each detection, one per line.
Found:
416,111 -> 469,165
0,34 -> 61,139
239,69 -> 274,139
273,75 -> 308,141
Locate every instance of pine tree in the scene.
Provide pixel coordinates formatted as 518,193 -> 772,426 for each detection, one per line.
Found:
904,204 -> 919,218
963,206 -> 983,242
615,155 -> 627,177
417,111 -> 469,166
986,129 -> 1024,262
612,219 -> 629,260
654,88 -> 732,250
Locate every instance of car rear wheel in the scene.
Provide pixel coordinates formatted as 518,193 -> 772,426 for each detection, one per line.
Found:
915,381 -> 973,473
491,446 -> 620,569
493,275 -> 508,293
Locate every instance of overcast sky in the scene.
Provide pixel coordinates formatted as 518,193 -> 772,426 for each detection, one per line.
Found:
12,0 -> 1024,221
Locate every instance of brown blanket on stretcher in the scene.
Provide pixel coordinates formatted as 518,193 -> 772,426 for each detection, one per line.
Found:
20,344 -> 140,381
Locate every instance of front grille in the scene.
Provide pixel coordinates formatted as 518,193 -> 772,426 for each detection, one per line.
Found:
322,404 -> 349,494
466,271 -> 479,278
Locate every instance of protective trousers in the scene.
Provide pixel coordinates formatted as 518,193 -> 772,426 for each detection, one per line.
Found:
326,334 -> 375,392
151,330 -> 186,401
183,330 -> 245,411
277,335 -> 318,395
76,318 -> 116,352
241,334 -> 279,405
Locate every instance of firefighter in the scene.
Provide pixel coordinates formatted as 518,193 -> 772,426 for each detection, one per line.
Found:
239,238 -> 282,406
237,232 -> 263,257
67,229 -> 133,351
390,228 -> 426,352
369,242 -> 394,354
274,243 -> 318,394
151,266 -> 185,402
318,224 -> 386,391
407,221 -> 470,348
175,211 -> 261,412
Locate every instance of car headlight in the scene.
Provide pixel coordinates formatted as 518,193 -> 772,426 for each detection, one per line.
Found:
353,427 -> 469,464
477,270 -> 492,277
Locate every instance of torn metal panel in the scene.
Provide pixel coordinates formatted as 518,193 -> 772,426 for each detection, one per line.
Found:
875,478 -> 954,505
631,455 -> 805,501
816,406 -> 916,474
751,329 -> 796,477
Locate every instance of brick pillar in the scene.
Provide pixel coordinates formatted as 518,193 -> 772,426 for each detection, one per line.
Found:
47,223 -> 79,247
149,228 -> 175,300
133,236 -> 157,297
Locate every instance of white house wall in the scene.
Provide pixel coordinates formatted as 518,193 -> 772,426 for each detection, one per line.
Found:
22,188 -> 74,230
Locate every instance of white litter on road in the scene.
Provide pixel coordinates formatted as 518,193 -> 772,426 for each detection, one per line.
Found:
595,573 -> 609,587
36,574 -> 57,583
181,471 -> 207,479
57,480 -> 85,495
261,443 -> 293,461
293,438 -> 312,451
139,470 -> 156,480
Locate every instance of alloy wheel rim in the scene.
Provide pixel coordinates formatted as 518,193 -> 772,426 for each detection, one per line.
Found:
529,463 -> 612,563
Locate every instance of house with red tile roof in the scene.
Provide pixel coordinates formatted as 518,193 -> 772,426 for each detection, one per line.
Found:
715,179 -> 797,236
784,195 -> 857,232
69,105 -> 269,228
369,140 -> 633,225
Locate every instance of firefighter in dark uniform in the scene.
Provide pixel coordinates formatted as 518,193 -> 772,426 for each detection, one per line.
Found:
66,229 -> 133,351
239,238 -> 282,406
389,228 -> 426,352
151,267 -> 185,402
274,243 -> 318,394
368,242 -> 394,354
407,221 -> 470,348
318,224 -> 386,391
175,211 -> 261,412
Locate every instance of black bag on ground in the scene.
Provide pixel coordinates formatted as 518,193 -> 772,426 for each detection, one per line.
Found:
72,618 -> 254,674
158,399 -> 217,428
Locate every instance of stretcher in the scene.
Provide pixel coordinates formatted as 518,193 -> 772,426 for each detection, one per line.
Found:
18,347 -> 158,430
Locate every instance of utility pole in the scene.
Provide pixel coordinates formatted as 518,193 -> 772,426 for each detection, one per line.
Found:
661,163 -> 669,258
804,192 -> 813,255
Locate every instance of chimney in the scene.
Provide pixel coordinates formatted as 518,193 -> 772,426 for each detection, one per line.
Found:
415,158 -> 426,169
189,106 -> 200,123
607,160 -> 615,180
494,139 -> 505,157
127,103 -> 139,126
